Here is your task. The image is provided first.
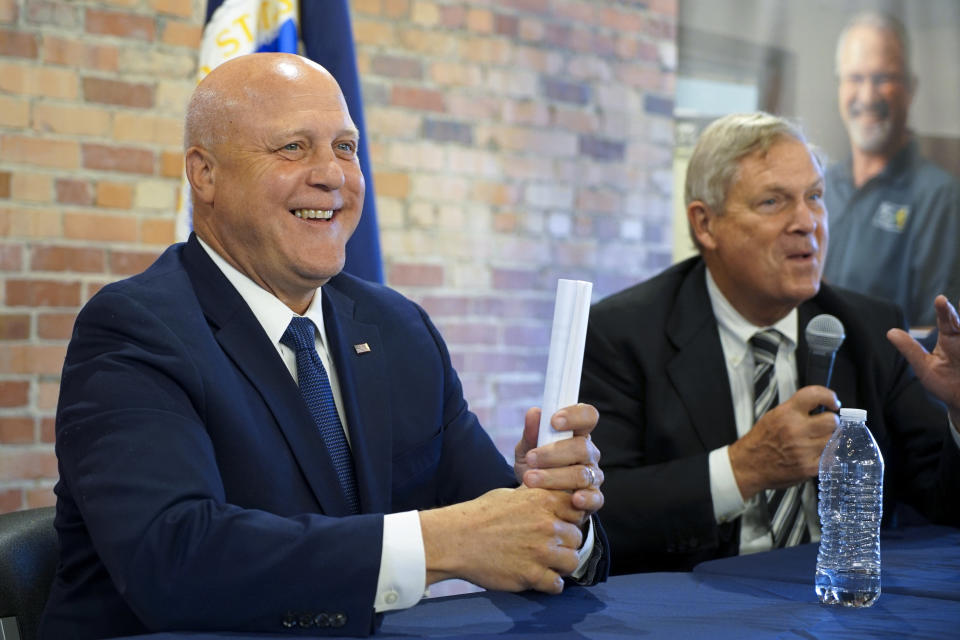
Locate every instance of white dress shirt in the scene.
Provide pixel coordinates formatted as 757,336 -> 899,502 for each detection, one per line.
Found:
198,239 -> 595,609
704,269 -> 820,555
198,239 -> 423,612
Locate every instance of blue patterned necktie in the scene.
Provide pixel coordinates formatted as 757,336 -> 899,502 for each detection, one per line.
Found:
750,329 -> 810,548
281,316 -> 360,515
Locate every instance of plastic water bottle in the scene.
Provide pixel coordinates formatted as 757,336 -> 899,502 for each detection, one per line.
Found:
815,408 -> 884,607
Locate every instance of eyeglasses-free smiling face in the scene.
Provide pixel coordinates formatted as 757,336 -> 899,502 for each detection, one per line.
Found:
837,24 -> 912,155
696,137 -> 827,327
188,54 -> 365,314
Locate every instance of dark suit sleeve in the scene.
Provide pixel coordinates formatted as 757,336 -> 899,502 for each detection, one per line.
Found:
566,515 -> 610,586
580,312 -> 726,574
55,290 -> 384,636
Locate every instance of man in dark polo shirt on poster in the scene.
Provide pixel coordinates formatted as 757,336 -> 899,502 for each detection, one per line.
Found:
824,11 -> 960,328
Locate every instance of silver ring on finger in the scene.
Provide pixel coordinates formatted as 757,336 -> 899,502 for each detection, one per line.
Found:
584,465 -> 597,488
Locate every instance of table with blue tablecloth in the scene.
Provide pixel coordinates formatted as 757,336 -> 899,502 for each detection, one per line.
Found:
694,524 -> 960,602
118,526 -> 960,640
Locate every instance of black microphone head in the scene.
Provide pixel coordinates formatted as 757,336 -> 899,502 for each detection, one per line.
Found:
805,314 -> 845,356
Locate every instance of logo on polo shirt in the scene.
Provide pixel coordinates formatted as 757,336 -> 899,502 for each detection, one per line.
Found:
872,201 -> 909,233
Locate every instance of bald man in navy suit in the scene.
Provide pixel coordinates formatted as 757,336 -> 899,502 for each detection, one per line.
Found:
41,53 -> 607,640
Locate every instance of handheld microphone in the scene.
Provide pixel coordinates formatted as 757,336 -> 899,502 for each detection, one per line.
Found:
805,314 -> 845,414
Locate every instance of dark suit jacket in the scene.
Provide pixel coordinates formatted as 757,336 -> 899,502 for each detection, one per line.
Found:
41,236 -> 607,639
581,257 -> 960,575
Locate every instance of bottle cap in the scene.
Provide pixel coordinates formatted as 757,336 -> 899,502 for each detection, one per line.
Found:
839,408 -> 867,421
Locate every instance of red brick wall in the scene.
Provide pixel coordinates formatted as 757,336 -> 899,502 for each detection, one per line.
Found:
0,0 -> 677,513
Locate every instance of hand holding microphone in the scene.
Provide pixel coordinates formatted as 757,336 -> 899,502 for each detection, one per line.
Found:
729,315 -> 846,498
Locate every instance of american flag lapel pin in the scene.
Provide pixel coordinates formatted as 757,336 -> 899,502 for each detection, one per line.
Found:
354,342 -> 371,355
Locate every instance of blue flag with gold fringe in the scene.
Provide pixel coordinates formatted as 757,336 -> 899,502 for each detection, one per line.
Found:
198,0 -> 298,77
301,2 -> 383,284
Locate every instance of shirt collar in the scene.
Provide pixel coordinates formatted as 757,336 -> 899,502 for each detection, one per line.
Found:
837,135 -> 917,187
196,237 -> 327,347
705,267 -> 798,365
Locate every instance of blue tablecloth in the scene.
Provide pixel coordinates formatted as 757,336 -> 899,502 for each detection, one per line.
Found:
117,525 -> 960,639
694,525 -> 960,602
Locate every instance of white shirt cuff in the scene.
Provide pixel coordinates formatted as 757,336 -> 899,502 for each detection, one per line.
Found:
571,515 -> 596,580
950,414 -> 960,450
709,446 -> 747,523
374,511 -> 426,612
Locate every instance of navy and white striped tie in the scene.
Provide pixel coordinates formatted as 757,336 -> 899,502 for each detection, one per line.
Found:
282,316 -> 360,515
750,329 -> 810,548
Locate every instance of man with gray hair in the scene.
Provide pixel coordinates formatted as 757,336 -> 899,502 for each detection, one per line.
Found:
824,11 -> 960,328
581,111 -> 960,574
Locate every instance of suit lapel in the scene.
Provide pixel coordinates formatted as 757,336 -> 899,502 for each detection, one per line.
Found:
322,282 -> 393,514
665,261 -> 739,450
181,236 -> 355,516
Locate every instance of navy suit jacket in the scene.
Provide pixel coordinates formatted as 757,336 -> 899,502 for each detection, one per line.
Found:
41,236 -> 534,638
581,257 -> 960,575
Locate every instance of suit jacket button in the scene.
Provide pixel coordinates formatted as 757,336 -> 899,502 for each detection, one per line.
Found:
298,613 -> 314,628
331,612 -> 347,628
315,613 -> 331,628
282,613 -> 297,628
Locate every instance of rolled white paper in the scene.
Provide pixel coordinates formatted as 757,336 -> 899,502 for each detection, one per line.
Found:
537,279 -> 593,447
